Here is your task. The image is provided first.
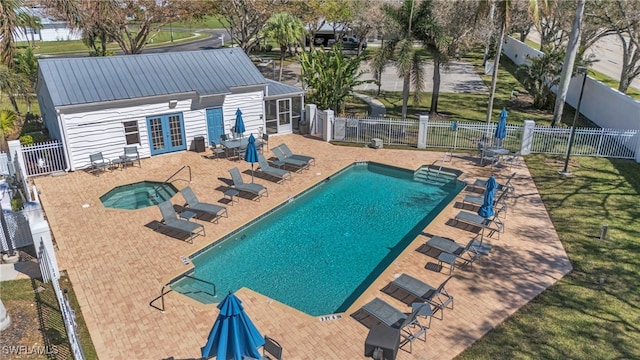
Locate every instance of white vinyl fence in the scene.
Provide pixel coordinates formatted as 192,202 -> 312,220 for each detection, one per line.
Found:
31,199 -> 85,360
329,115 -> 639,161
333,117 -> 419,145
19,141 -> 67,176
37,239 -> 85,360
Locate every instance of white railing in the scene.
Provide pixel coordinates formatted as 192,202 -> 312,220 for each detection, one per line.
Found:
425,121 -> 523,151
36,236 -> 85,360
329,116 -> 638,160
19,141 -> 66,177
530,126 -> 639,158
333,117 -> 419,145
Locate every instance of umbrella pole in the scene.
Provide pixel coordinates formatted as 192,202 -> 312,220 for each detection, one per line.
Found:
251,164 -> 254,183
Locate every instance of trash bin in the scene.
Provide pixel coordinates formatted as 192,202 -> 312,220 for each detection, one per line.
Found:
193,136 -> 205,153
299,121 -> 309,135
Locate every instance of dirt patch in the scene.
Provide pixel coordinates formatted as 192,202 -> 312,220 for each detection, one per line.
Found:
0,296 -> 48,359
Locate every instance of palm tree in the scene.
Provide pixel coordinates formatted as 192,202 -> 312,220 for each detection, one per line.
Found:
551,0 -> 586,126
373,0 -> 427,119
262,13 -> 306,81
0,109 -> 17,152
0,0 -> 22,68
17,12 -> 43,47
413,0 -> 445,115
299,46 -> 370,114
479,0 -> 542,126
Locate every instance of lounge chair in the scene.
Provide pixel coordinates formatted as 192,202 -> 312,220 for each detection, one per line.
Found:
156,200 -> 205,243
277,143 -> 316,166
262,335 -> 283,360
271,146 -> 310,172
417,236 -> 492,268
472,172 -> 516,194
229,167 -> 268,200
89,152 -> 111,175
358,298 -> 428,353
389,274 -> 454,320
462,185 -> 509,216
180,186 -> 228,223
123,146 -> 141,167
453,207 -> 505,239
257,154 -> 292,183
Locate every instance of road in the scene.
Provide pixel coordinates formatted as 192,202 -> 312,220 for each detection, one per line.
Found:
526,31 -> 640,91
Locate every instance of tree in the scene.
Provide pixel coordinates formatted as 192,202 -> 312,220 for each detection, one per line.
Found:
262,13 -> 305,81
479,0 -> 541,126
0,65 -> 28,113
517,47 -> 564,108
44,0 -> 204,55
587,0 -> 640,94
551,0 -> 586,126
211,0 -> 283,53
0,0 -> 21,67
372,0 -> 431,119
0,109 -> 17,151
17,12 -> 42,46
413,0 -> 446,115
299,45 -> 370,114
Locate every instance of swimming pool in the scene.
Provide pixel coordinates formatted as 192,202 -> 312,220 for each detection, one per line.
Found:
100,181 -> 178,210
172,162 -> 463,316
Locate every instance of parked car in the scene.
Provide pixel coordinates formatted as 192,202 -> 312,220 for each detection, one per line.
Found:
327,36 -> 367,51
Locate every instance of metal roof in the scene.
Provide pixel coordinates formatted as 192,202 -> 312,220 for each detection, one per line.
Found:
264,79 -> 304,98
38,49 -> 267,107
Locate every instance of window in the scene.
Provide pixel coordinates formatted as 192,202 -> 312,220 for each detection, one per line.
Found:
123,121 -> 140,145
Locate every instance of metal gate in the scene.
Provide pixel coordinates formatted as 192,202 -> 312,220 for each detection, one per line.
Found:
20,141 -> 67,176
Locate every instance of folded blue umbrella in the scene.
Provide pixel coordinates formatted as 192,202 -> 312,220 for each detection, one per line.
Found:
244,134 -> 259,183
478,175 -> 497,218
201,292 -> 264,360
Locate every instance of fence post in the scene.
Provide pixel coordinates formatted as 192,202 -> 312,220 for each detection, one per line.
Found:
322,110 -> 334,142
520,120 -> 536,155
29,201 -> 59,280
636,136 -> 640,163
417,115 -> 429,149
7,140 -> 24,179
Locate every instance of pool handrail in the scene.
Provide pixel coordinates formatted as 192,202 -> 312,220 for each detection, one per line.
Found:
151,274 -> 216,312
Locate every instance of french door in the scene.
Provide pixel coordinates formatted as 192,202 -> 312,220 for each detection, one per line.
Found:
147,113 -> 186,155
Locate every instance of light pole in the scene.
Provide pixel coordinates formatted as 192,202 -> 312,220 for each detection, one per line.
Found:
560,67 -> 588,175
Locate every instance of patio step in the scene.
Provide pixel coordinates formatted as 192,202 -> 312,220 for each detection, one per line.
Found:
171,279 -> 218,304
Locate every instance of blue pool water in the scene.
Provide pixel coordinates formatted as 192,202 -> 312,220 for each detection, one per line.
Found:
100,181 -> 178,210
174,163 -> 462,316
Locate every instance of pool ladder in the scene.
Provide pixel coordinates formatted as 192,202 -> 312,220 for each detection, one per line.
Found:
150,165 -> 192,200
150,274 -> 216,312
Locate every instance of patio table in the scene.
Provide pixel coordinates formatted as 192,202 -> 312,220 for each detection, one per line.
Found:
221,138 -> 264,160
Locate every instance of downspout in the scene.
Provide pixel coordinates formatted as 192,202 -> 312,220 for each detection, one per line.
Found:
56,109 -> 72,172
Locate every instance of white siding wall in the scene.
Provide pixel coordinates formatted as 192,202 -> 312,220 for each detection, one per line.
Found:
60,90 -> 265,170
223,91 -> 264,138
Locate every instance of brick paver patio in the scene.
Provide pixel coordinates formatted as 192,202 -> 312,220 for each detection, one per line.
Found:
34,134 -> 572,360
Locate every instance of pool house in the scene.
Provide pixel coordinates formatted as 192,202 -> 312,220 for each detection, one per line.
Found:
36,49 -> 304,171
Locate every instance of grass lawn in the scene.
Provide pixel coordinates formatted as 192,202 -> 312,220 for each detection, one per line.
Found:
457,155 -> 640,359
18,30 -> 205,56
0,274 -> 97,359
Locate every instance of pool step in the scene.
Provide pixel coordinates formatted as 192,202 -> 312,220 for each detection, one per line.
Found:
413,168 -> 458,188
171,279 -> 217,304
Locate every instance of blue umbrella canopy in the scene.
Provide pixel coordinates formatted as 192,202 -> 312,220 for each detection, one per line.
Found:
201,292 -> 264,360
244,134 -> 259,183
478,176 -> 497,218
234,108 -> 246,138
495,108 -> 508,147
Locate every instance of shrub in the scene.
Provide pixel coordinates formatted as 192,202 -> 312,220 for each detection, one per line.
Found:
19,135 -> 34,145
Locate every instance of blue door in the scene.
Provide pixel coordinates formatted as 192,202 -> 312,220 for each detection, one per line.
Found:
147,113 -> 186,155
206,108 -> 224,145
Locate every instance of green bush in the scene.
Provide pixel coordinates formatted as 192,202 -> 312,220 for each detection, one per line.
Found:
19,135 -> 33,145
11,194 -> 23,211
